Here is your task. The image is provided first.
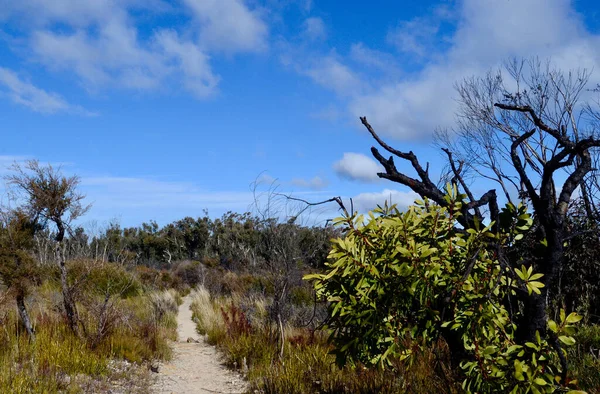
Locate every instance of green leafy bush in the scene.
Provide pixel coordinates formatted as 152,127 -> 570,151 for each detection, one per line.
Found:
307,186 -> 583,393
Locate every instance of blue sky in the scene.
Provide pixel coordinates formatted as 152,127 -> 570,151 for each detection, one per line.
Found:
1,0 -> 600,228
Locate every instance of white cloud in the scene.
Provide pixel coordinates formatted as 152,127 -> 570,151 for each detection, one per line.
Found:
386,4 -> 453,59
351,189 -> 419,213
29,19 -> 219,97
0,0 -> 123,26
291,176 -> 328,190
82,176 -> 255,210
183,0 -> 268,53
0,67 -> 94,115
387,17 -> 440,58
348,0 -> 600,140
333,152 -> 382,183
302,17 -> 326,41
305,55 -> 363,96
155,30 -> 220,97
2,0 -> 270,101
349,43 -> 400,75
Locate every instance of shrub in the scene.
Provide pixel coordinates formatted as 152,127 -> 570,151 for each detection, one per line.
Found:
67,260 -> 142,299
307,188 -> 583,393
174,260 -> 204,288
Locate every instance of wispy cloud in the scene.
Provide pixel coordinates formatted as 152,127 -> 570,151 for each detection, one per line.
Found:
386,4 -> 453,59
81,176 -> 255,209
302,17 -> 326,41
291,176 -> 329,190
304,55 -> 363,96
0,67 -> 95,116
0,67 -> 95,115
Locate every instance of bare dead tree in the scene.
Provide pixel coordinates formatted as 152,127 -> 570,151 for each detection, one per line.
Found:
249,178 -> 349,361
5,160 -> 90,337
363,59 -> 600,362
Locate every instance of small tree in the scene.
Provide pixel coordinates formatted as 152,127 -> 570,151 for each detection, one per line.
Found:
0,209 -> 39,339
6,160 -> 90,336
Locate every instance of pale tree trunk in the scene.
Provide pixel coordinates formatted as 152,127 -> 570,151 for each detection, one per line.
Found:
16,291 -> 35,340
56,233 -> 80,337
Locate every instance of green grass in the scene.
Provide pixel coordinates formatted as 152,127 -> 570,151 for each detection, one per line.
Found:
569,324 -> 600,393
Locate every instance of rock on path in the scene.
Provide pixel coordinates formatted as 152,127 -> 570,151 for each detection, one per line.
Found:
154,296 -> 248,394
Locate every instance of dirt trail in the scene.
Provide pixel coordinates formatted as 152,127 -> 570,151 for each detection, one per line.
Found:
154,296 -> 248,394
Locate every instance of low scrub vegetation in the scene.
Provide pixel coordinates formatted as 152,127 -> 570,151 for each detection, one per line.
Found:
0,270 -> 178,393
185,188 -> 600,394
190,285 -> 459,393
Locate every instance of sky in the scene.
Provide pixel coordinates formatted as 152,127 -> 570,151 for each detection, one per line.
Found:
1,0 -> 600,228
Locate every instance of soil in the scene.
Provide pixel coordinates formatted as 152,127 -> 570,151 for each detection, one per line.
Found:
154,297 -> 248,394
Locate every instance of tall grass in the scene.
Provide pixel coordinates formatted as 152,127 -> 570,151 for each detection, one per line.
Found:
190,285 -> 459,394
0,283 -> 179,393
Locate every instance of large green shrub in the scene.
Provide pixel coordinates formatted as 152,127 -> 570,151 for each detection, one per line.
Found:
307,186 -> 584,394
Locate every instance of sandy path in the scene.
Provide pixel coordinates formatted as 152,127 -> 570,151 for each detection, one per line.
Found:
154,297 -> 248,394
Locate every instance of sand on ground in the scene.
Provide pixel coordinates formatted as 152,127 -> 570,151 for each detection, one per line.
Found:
154,297 -> 248,394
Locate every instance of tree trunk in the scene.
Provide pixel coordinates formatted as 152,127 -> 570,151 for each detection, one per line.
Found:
16,291 -> 35,340
57,240 -> 80,337
519,221 -> 563,341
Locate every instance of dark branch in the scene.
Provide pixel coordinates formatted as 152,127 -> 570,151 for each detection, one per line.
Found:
494,103 -> 571,147
510,129 -> 540,209
363,117 -> 499,230
442,148 -> 480,217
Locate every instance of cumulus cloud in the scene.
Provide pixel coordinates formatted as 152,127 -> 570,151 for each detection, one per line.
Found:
351,189 -> 419,213
2,0 -> 267,101
350,0 -> 600,140
183,0 -> 268,53
333,152 -> 382,183
291,0 -> 600,141
291,176 -> 328,190
28,14 -> 220,97
0,67 -> 94,114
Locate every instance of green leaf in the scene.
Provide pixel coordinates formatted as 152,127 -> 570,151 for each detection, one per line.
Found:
565,312 -> 583,324
558,336 -> 576,346
529,273 -> 544,281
